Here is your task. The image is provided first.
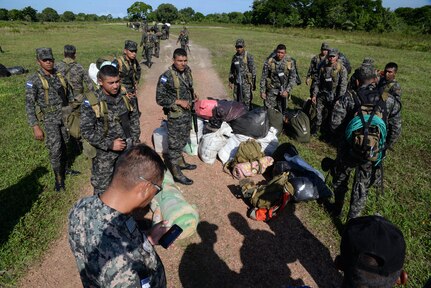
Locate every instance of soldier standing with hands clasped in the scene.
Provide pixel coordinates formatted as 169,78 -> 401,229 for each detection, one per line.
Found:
156,48 -> 197,185
118,40 -> 141,112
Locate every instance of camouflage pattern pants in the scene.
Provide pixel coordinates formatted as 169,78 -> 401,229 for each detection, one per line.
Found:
144,45 -> 153,65
315,92 -> 334,127
91,149 -> 121,195
264,89 -> 287,113
332,150 -> 374,219
154,42 -> 160,57
167,112 -> 191,162
233,82 -> 253,110
44,116 -> 69,173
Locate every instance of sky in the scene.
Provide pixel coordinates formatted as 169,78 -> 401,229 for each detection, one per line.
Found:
0,0 -> 430,18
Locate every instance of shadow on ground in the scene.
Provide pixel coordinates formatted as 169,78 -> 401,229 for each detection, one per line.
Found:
179,208 -> 342,288
0,166 -> 48,244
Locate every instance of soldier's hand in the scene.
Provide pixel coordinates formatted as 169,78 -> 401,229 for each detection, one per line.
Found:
228,83 -> 233,89
147,220 -> 170,246
306,77 -> 311,86
311,95 -> 317,105
33,125 -> 44,141
176,99 -> 190,109
281,90 -> 289,98
112,138 -> 126,151
260,92 -> 267,100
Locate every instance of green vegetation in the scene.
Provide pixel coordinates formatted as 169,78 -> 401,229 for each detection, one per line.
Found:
0,22 -> 430,286
189,24 -> 431,286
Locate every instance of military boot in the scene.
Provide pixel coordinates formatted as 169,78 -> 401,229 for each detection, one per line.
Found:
166,158 -> 193,185
178,156 -> 197,170
54,170 -> 66,192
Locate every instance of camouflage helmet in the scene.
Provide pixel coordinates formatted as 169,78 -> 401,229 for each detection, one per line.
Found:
36,47 -> 54,60
235,39 -> 245,47
321,42 -> 330,50
124,40 -> 138,51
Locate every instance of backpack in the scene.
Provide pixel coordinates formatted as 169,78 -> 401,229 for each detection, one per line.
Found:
338,52 -> 352,74
285,110 -> 310,143
345,88 -> 387,163
241,172 -> 293,221
224,139 -> 265,173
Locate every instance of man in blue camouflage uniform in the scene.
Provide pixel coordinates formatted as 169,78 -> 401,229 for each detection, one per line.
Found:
141,29 -> 156,68
378,62 -> 402,101
69,144 -> 168,288
228,39 -> 256,110
156,48 -> 197,185
306,42 -> 330,98
329,65 -> 402,220
260,44 -> 297,113
25,48 -> 75,191
80,64 -> 141,195
176,29 -> 189,51
118,40 -> 141,112
311,48 -> 348,136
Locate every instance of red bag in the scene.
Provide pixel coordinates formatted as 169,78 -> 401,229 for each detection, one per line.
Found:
248,192 -> 291,222
195,99 -> 218,120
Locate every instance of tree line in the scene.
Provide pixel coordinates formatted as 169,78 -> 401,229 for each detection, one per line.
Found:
1,2 -> 430,34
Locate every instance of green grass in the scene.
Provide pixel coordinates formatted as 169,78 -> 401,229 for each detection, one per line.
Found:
0,22 -> 430,286
189,25 -> 431,286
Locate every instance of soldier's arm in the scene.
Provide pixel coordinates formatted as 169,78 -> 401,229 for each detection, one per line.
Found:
330,92 -> 353,132
135,60 -> 141,83
80,100 -> 112,151
390,81 -> 402,100
285,60 -> 296,93
25,75 -> 39,127
228,56 -> 236,84
156,73 -> 176,108
260,61 -> 269,94
339,66 -> 348,96
306,56 -> 315,78
130,104 -> 141,144
386,97 -> 402,149
249,54 -> 257,78
312,70 -> 321,98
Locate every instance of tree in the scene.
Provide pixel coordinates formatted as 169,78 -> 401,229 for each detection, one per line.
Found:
21,6 -> 37,22
193,12 -> 205,22
0,8 -> 8,21
127,1 -> 152,21
40,7 -> 59,22
8,9 -> 22,21
61,11 -> 76,22
155,3 -> 178,22
179,7 -> 195,21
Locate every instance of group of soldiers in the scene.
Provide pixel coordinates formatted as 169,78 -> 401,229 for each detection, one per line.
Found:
228,39 -> 402,221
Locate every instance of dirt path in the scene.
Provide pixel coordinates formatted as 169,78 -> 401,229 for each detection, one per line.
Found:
19,39 -> 342,288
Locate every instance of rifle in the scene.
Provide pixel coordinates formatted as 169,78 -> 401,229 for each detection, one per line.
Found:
234,58 -> 244,103
190,88 -> 198,143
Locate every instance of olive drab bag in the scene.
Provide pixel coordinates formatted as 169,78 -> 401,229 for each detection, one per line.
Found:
345,88 -> 388,162
285,110 -> 310,143
240,172 -> 293,221
224,139 -> 265,173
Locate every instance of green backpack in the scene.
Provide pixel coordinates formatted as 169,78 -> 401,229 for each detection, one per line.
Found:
225,139 -> 265,173
285,110 -> 310,143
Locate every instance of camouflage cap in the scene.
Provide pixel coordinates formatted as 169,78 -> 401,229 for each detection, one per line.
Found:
124,40 -> 138,51
235,39 -> 245,47
64,45 -> 76,54
362,57 -> 375,66
321,42 -> 330,50
357,65 -> 376,81
328,48 -> 339,57
36,47 -> 54,60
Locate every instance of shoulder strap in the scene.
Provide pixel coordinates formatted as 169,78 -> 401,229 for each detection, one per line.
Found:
381,82 -> 395,101
168,67 -> 180,99
120,86 -> 133,112
243,51 -> 248,65
37,73 -> 50,104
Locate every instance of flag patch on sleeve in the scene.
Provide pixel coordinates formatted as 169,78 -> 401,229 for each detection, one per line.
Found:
160,76 -> 167,84
26,82 -> 33,88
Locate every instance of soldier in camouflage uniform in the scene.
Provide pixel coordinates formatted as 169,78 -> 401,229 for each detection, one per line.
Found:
306,42 -> 330,97
378,62 -> 402,101
176,30 -> 189,51
25,48 -> 75,191
260,44 -> 297,113
80,64 -> 141,195
141,29 -> 156,68
56,45 -> 94,103
329,65 -> 402,220
118,40 -> 141,112
69,144 -> 168,288
139,29 -> 148,63
311,48 -> 348,135
156,48 -> 197,185
228,39 -> 256,110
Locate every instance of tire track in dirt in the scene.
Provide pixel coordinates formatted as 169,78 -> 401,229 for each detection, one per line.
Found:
19,38 -> 342,288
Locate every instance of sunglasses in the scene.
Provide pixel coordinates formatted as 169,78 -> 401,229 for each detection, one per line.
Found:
139,176 -> 162,194
236,46 -> 243,48
41,59 -> 54,62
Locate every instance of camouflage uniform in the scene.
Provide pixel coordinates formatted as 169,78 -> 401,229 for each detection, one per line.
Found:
142,32 -> 156,68
68,195 -> 166,287
56,57 -> 94,102
80,88 -> 141,195
260,55 -> 296,112
156,65 -> 193,163
118,43 -> 141,112
229,49 -> 256,110
25,67 -> 73,185
140,29 -> 148,62
330,83 -> 402,219
312,57 -> 348,131
378,77 -> 402,101
306,53 -> 327,97
177,33 -> 189,51
153,25 -> 161,58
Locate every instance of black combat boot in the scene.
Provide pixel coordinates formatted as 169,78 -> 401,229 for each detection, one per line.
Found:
178,156 -> 197,170
54,170 -> 66,192
166,158 -> 193,185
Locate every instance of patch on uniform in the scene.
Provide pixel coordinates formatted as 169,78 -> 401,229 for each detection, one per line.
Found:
26,81 -> 33,88
125,217 -> 136,233
160,76 -> 167,84
140,277 -> 151,288
83,99 -> 91,107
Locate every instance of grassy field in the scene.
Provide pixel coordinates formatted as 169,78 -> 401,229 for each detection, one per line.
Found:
0,22 -> 430,286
